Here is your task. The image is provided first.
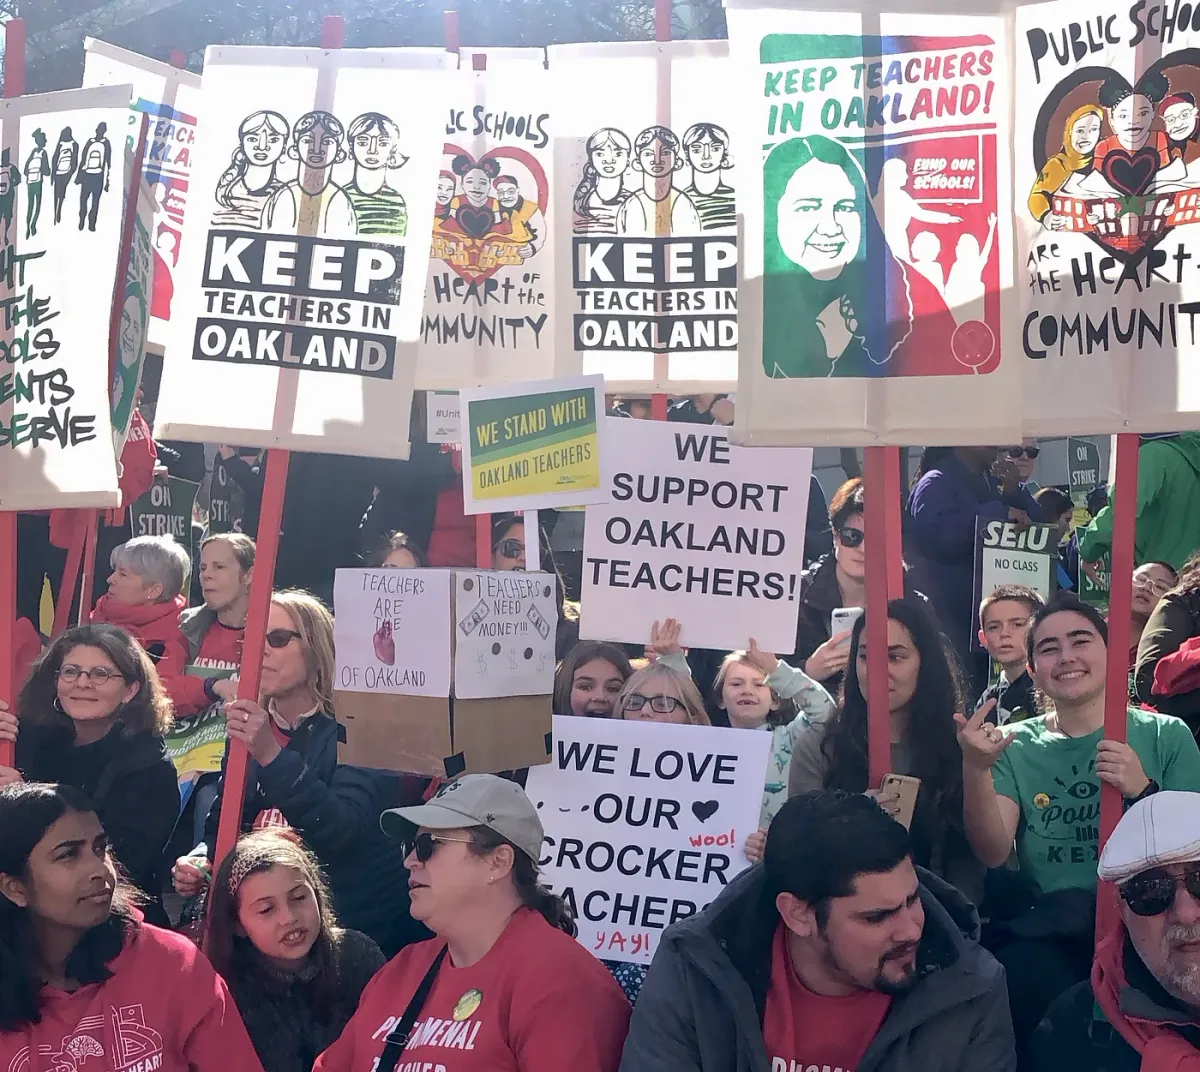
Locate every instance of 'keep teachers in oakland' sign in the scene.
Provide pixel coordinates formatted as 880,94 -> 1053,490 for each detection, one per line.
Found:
526,716 -> 771,965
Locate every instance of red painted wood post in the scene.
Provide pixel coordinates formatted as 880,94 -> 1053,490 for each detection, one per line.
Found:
863,446 -> 894,787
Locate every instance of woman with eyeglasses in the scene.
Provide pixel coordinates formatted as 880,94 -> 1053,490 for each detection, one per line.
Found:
315,774 -> 631,1072
1135,552 -> 1200,734
1130,562 -> 1179,677
172,589 -> 428,957
0,624 -> 178,919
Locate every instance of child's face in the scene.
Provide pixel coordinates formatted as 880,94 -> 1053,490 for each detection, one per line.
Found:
979,599 -> 1034,667
107,562 -> 160,606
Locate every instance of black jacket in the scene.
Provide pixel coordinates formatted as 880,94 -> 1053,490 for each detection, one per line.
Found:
359,441 -> 460,556
17,722 -> 179,912
201,712 -> 429,957
976,670 -> 1039,725
1135,590 -> 1200,735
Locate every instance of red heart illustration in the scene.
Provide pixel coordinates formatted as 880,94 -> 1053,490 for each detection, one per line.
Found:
1100,146 -> 1159,197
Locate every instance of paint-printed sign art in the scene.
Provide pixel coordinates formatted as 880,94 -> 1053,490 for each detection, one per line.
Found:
111,171 -> 155,455
726,10 -> 1020,446
83,39 -> 202,348
333,568 -> 452,698
154,47 -> 454,458
971,519 -> 1057,650
549,42 -> 739,390
0,86 -> 133,511
1018,0 -> 1200,435
526,716 -> 770,964
418,58 -> 556,387
453,571 -> 557,700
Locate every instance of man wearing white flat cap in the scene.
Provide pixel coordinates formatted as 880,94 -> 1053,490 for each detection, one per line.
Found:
1030,790 -> 1200,1072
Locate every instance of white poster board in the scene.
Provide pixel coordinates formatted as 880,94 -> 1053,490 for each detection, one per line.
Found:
548,41 -> 739,392
527,715 -> 771,964
580,417 -> 811,653
83,38 -> 202,350
725,8 -> 1022,446
0,85 -> 133,510
417,55 -> 558,387
453,570 -> 557,699
1016,0 -> 1200,435
111,168 -> 156,456
333,568 -> 452,698
426,391 -> 461,444
154,47 -> 455,457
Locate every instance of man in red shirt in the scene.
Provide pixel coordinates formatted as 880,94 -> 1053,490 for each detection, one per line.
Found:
620,790 -> 1015,1072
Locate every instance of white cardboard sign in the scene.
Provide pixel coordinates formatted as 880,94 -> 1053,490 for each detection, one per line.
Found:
426,391 -> 461,444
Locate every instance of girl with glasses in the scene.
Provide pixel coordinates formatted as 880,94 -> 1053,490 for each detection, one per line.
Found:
1135,551 -> 1200,735
1129,561 -> 1179,676
172,590 -> 428,958
0,624 -> 178,922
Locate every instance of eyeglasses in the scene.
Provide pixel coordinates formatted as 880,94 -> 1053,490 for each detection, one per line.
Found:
406,832 -> 474,863
494,538 -> 524,560
1005,446 -> 1040,460
57,665 -> 124,685
1133,576 -> 1173,597
623,693 -> 683,715
1119,865 -> 1200,917
836,526 -> 865,549
265,629 -> 302,649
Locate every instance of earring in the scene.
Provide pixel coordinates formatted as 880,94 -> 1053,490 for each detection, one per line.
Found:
52,696 -> 65,714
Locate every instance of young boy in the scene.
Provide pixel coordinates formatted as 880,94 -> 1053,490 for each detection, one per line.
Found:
975,583 -> 1044,725
91,534 -> 191,706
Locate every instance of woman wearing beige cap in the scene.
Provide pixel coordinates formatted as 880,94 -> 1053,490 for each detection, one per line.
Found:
314,773 -> 631,1072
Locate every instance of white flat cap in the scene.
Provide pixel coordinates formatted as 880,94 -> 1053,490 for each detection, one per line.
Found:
1098,791 -> 1200,883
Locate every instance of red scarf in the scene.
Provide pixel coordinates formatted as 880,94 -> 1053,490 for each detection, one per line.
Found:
1092,926 -> 1200,1072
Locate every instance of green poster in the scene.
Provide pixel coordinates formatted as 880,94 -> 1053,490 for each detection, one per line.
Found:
129,476 -> 199,560
1080,551 -> 1110,610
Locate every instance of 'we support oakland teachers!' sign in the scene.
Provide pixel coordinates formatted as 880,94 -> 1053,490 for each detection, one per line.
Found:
154,47 -> 454,458
459,375 -> 609,514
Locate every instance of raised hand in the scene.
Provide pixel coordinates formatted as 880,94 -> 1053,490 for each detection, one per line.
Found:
953,701 -> 1014,771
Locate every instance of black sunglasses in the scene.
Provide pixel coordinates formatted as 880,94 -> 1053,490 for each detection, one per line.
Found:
406,832 -> 473,862
1005,446 -> 1040,460
265,628 -> 302,649
836,526 -> 865,548
1119,865 -> 1200,917
494,538 -> 524,559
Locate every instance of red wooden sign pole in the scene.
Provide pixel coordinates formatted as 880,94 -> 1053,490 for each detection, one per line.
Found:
863,445 -> 895,787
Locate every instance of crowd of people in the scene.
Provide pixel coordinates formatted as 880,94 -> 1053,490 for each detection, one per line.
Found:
3,429 -> 1200,1072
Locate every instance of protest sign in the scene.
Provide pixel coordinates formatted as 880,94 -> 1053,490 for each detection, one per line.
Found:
165,691 -> 230,777
460,375 -> 607,514
1017,0 -> 1200,436
417,56 -> 557,387
333,567 -> 451,699
1068,437 -> 1102,508
426,391 -> 461,444
453,570 -> 557,699
154,47 -> 455,458
1081,552 -> 1111,610
527,715 -> 770,964
0,86 -> 134,511
111,170 -> 156,456
580,417 -> 810,653
83,39 -> 202,349
129,475 -> 199,549
972,519 -> 1057,650
724,10 -> 1021,446
548,41 -> 738,392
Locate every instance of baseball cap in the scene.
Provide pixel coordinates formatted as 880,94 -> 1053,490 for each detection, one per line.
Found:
380,774 -> 544,863
1098,791 -> 1200,883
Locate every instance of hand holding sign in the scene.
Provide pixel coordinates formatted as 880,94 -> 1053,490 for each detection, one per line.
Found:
647,619 -> 684,660
745,638 -> 780,678
373,619 -> 396,666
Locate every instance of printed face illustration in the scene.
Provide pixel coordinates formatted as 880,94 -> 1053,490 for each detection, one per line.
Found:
1164,100 -> 1199,142
242,122 -> 286,167
777,159 -> 862,280
496,180 -> 520,208
591,137 -> 629,178
1071,113 -> 1102,155
436,176 -> 455,205
352,127 -> 396,170
1109,93 -> 1156,151
297,122 -> 339,168
686,133 -> 727,175
638,137 -> 678,177
118,296 -> 143,368
462,167 -> 493,206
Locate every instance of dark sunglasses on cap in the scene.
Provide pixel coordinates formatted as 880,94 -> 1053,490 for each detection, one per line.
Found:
494,538 -> 525,559
1119,864 -> 1200,917
1005,446 -> 1040,460
406,832 -> 474,862
265,628 -> 302,649
836,526 -> 865,548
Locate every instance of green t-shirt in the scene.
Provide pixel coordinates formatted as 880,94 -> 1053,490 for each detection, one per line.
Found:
991,706 -> 1200,895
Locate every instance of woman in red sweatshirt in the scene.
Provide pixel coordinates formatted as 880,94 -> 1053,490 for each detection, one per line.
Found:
0,781 -> 264,1072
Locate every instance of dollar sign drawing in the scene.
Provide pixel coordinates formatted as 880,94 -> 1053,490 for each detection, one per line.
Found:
507,649 -> 518,671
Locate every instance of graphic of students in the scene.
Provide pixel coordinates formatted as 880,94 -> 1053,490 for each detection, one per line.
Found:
439,154 -> 503,239
268,110 -> 357,236
0,149 -> 21,245
616,126 -> 701,236
344,111 -> 409,236
51,127 -> 78,225
682,122 -> 734,231
944,212 -> 998,326
873,158 -> 961,263
213,110 -> 289,230
572,127 -> 631,235
1027,104 -> 1103,228
23,129 -> 49,238
152,225 -> 179,321
76,122 -> 111,232
495,175 -> 543,259
1081,72 -> 1180,197
111,289 -> 147,436
1164,92 -> 1200,160
435,171 -> 455,211
909,231 -> 946,297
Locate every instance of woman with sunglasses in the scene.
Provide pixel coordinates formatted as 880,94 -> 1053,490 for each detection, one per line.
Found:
0,624 -> 178,921
1003,442 -> 1041,494
172,590 -> 428,957
315,774 -> 631,1072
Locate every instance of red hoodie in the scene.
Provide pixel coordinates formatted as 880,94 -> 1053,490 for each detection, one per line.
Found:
0,920 -> 263,1072
90,594 -> 188,710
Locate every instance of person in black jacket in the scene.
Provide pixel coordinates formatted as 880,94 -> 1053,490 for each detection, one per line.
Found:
171,589 -> 427,957
0,623 -> 179,923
